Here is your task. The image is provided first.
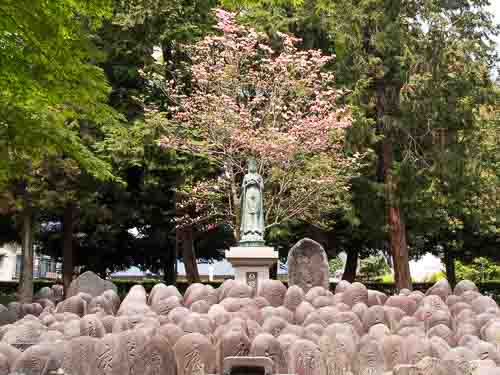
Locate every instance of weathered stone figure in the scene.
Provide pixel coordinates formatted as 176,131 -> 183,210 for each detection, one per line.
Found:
240,158 -> 265,246
288,238 -> 330,292
4,277 -> 500,374
67,271 -> 117,298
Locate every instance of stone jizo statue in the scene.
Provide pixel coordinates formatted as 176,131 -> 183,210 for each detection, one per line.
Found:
239,158 -> 265,246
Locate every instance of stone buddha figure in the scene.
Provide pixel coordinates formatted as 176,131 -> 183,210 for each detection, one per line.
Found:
239,158 -> 265,246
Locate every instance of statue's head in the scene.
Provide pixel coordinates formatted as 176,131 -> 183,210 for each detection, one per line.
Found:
248,158 -> 257,173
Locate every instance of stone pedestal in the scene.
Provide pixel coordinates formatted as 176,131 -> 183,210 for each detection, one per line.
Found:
225,246 -> 279,289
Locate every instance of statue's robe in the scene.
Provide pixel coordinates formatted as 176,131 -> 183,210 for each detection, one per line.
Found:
240,173 -> 264,242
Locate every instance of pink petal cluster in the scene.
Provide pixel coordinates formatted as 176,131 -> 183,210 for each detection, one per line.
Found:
159,9 -> 360,229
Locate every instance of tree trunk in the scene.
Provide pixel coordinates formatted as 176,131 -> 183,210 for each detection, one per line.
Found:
382,138 -> 412,290
364,0 -> 411,291
62,202 -> 75,298
178,226 -> 200,284
373,38 -> 412,290
388,205 -> 412,290
444,249 -> 456,288
161,41 -> 174,81
269,263 -> 278,280
342,249 -> 359,282
18,197 -> 34,303
229,167 -> 241,241
163,244 -> 177,285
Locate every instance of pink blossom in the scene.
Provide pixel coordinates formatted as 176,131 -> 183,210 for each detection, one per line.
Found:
157,8 -> 361,230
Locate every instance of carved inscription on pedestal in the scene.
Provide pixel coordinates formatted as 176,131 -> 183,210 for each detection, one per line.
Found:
246,272 -> 258,290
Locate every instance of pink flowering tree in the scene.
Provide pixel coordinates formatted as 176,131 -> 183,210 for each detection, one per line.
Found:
157,9 -> 359,242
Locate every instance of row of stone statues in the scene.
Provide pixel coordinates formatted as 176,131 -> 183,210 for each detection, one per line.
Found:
0,272 -> 499,375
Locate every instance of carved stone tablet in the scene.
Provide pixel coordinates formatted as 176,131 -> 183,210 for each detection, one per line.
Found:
174,333 -> 216,375
67,271 -> 117,298
319,332 -> 356,375
289,339 -> 321,375
288,238 -> 329,293
217,329 -> 251,373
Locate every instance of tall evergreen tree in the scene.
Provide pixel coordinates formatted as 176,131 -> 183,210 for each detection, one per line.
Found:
226,0 -> 499,289
1,0 -> 122,301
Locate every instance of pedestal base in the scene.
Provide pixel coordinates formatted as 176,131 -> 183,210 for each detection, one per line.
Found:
225,246 -> 279,289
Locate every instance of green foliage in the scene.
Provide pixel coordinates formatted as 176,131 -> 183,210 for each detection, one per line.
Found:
114,0 -> 216,43
0,0 -> 122,183
380,273 -> 395,283
456,257 -> 500,283
2,0 -> 499,285
328,257 -> 344,276
358,254 -> 390,281
35,0 -> 224,279
422,271 -> 446,283
227,0 -> 500,274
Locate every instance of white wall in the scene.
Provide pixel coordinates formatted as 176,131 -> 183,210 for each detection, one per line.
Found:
0,243 -> 20,281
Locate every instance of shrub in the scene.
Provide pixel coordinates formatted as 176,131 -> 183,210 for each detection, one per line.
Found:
358,255 -> 390,281
456,257 -> 500,283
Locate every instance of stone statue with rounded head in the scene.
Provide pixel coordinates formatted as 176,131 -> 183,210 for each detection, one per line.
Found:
239,158 -> 265,247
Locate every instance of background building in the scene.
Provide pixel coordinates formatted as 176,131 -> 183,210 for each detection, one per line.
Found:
0,243 -> 61,281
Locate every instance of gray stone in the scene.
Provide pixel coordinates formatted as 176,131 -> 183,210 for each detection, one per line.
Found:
287,238 -> 329,293
35,287 -> 54,302
151,296 -> 182,316
262,316 -> 288,337
174,332 -> 216,375
183,285 -> 218,308
67,271 -> 117,298
305,286 -> 330,303
319,332 -> 356,375
0,309 -> 17,326
382,335 -> 405,371
225,282 -> 254,299
12,342 -> 63,375
62,336 -> 100,375
430,336 -> 451,359
250,333 -> 285,373
288,339 -> 321,375
56,295 -> 87,317
0,342 -> 21,373
342,282 -> 368,307
404,335 -> 432,365
454,280 -> 479,296
294,301 -> 315,325
51,285 -> 64,303
2,320 -> 46,348
88,295 -> 113,315
284,285 -> 305,311
117,285 -> 150,316
148,283 -> 181,306
102,289 -> 121,314
239,158 -> 265,246
158,323 -> 185,346
356,336 -> 384,375
426,279 -> 452,300
256,280 -> 286,308
80,314 -> 105,338
217,329 -> 250,373
385,295 -> 417,316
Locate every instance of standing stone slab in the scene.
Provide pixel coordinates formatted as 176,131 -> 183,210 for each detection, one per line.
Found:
289,339 -> 321,375
174,333 -> 216,375
288,238 -> 329,293
67,271 -> 118,298
319,332 -> 356,375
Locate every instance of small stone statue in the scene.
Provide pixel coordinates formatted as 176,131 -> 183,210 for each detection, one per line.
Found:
239,158 -> 265,246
